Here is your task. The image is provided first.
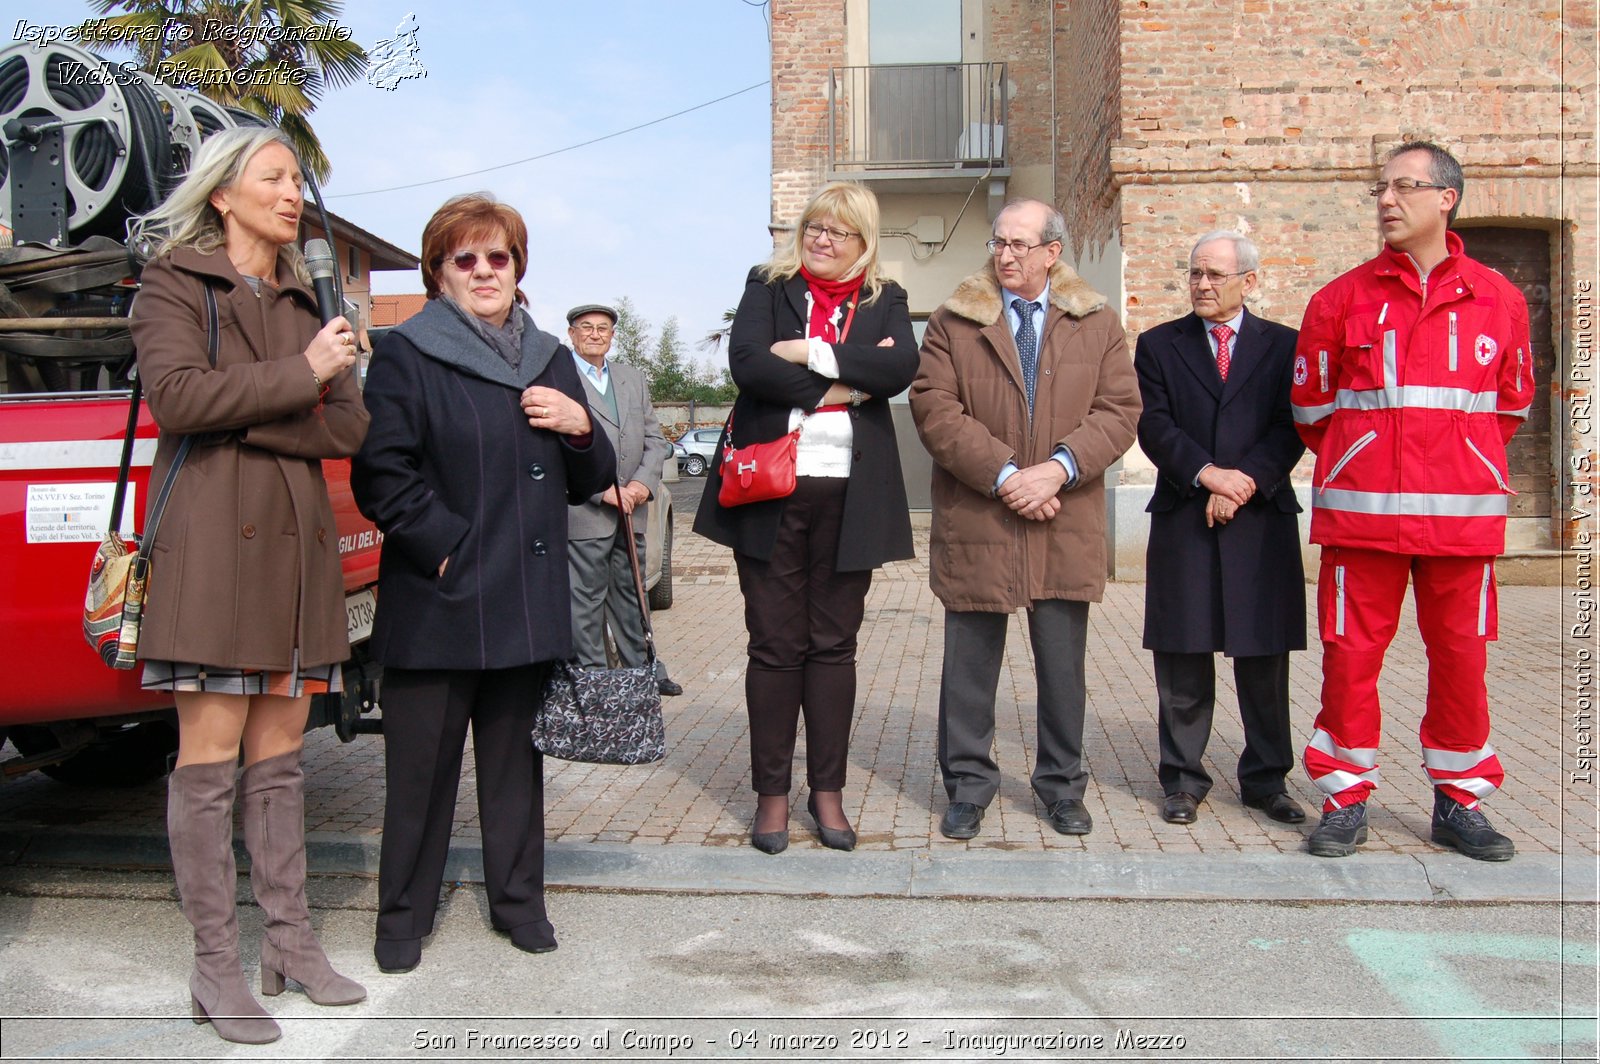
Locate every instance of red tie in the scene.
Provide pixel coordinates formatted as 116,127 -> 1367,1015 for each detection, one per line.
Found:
1212,323 -> 1234,382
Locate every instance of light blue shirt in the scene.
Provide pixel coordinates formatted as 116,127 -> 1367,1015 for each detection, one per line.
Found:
572,351 -> 610,394
994,284 -> 1079,493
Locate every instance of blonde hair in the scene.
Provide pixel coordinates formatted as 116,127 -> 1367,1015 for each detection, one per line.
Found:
128,127 -> 310,285
761,182 -> 887,305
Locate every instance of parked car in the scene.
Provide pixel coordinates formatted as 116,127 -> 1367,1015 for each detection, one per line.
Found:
676,426 -> 722,477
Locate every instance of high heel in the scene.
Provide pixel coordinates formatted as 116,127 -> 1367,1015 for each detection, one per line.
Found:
807,794 -> 857,851
241,752 -> 366,1007
750,822 -> 790,854
168,760 -> 281,1045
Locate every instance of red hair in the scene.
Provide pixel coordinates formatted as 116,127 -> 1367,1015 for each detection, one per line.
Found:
419,193 -> 528,304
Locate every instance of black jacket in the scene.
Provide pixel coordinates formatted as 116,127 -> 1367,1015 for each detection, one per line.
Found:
693,268 -> 918,571
1136,309 -> 1306,656
352,300 -> 614,669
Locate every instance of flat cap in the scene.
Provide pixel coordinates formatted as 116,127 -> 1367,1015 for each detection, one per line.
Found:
566,303 -> 618,325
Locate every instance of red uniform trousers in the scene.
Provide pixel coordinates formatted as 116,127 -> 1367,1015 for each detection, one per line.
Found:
1304,546 -> 1505,812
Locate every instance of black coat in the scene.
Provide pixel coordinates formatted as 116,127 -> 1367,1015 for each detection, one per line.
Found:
693,268 -> 919,571
352,300 -> 614,670
1136,310 -> 1306,656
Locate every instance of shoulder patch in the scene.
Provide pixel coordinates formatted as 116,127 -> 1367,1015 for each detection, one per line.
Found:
1293,354 -> 1309,386
1474,334 -> 1498,366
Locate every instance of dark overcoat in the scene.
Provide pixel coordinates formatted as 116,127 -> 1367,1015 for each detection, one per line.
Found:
693,267 -> 919,572
352,300 -> 614,670
1135,309 -> 1306,656
130,248 -> 369,670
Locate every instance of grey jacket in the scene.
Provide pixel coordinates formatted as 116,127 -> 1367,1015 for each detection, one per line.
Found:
568,356 -> 670,540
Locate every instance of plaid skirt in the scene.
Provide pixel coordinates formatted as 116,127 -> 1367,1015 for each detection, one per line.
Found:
141,649 -> 342,698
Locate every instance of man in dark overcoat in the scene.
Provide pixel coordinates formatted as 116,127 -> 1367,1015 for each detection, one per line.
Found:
1134,231 -> 1307,827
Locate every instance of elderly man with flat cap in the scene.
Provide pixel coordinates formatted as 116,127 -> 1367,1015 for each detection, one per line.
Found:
565,303 -> 680,696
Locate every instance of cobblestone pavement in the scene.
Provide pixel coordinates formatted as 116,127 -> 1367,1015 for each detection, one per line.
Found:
1,523 -> 1589,862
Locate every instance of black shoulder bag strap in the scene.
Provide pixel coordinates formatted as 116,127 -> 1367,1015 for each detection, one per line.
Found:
617,478 -> 657,666
118,284 -> 218,560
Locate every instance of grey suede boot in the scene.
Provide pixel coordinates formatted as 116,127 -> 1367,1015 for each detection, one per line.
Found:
167,759 -> 281,1044
240,750 -> 366,1006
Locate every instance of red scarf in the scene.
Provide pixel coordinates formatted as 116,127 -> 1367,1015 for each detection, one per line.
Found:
799,266 -> 862,343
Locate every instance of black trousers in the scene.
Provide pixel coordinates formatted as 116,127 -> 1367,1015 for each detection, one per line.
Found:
734,477 -> 871,795
938,599 -> 1090,807
1154,650 -> 1293,803
376,664 -> 550,944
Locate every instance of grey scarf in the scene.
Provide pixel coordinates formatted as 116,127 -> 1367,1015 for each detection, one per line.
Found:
440,294 -> 525,370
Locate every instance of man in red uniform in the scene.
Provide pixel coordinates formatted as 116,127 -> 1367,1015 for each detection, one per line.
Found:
1291,142 -> 1533,860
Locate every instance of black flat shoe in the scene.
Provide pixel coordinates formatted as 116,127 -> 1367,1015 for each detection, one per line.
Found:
806,794 -> 857,851
1245,792 -> 1307,824
939,802 -> 984,840
374,937 -> 421,974
1161,792 -> 1199,825
657,677 -> 683,697
509,919 -> 559,954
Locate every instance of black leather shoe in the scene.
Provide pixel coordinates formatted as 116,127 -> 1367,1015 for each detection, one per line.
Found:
1431,791 -> 1515,861
374,937 -> 421,974
1161,792 -> 1199,824
1307,802 -> 1368,857
939,802 -> 984,840
1045,798 -> 1093,835
657,677 -> 683,697
1246,792 -> 1307,824
807,795 -> 857,851
509,919 -> 558,954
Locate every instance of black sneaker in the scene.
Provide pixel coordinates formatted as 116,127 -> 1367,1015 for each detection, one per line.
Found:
1307,802 -> 1368,857
1431,792 -> 1515,861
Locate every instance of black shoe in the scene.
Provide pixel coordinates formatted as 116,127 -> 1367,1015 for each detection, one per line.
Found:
1161,792 -> 1199,825
1045,798 -> 1093,835
1245,792 -> 1307,824
374,937 -> 421,974
508,919 -> 558,954
939,802 -> 984,840
1431,791 -> 1515,861
750,822 -> 789,854
1307,802 -> 1368,857
657,677 -> 683,697
807,794 -> 857,851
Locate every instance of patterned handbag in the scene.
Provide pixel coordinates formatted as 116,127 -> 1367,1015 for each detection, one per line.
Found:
83,285 -> 215,668
534,504 -> 666,764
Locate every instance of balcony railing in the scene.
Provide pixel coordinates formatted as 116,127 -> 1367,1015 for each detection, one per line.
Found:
828,62 -> 1008,172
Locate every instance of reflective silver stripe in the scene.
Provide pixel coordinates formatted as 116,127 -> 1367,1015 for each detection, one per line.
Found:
0,438 -> 156,471
1422,742 -> 1497,773
1311,767 -> 1381,795
1334,566 -> 1347,637
1382,329 -> 1396,388
1500,404 -> 1532,420
1516,347 -> 1524,392
1464,437 -> 1512,493
1318,349 -> 1329,392
1316,488 -> 1508,518
1448,312 -> 1458,371
1334,386 -> 1499,413
1310,728 -> 1376,768
1293,400 -> 1337,424
1321,430 -> 1378,490
1478,562 -> 1491,636
1446,775 -> 1498,799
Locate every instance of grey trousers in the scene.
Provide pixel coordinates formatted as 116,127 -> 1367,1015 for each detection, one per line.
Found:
568,525 -> 661,675
937,599 -> 1090,807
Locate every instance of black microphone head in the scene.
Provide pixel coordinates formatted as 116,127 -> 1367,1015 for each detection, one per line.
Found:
304,238 -> 336,280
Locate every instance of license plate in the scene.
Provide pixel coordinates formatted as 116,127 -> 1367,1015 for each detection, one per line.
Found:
345,588 -> 376,644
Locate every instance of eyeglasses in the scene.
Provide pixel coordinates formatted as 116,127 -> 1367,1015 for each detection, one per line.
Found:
1186,269 -> 1249,286
445,249 -> 513,271
1366,179 -> 1448,198
573,322 -> 613,335
802,221 -> 861,243
986,238 -> 1055,258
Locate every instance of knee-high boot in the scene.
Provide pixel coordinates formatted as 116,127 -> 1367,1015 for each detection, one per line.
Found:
167,759 -> 280,1045
240,751 -> 366,1006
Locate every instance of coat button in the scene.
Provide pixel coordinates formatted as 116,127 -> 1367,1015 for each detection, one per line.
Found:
241,524 -> 256,539
853,449 -> 863,461
531,539 -> 548,556
528,463 -> 545,480
316,527 -> 326,542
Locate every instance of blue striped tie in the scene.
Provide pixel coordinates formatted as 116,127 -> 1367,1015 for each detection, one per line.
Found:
1012,298 -> 1039,414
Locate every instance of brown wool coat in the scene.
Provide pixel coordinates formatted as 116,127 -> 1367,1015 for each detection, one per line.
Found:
128,248 -> 369,670
910,260 -> 1140,611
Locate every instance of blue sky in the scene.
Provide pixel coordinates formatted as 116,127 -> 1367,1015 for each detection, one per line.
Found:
5,1 -> 775,365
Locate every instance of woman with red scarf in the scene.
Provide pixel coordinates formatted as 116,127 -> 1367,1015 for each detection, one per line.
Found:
695,182 -> 918,853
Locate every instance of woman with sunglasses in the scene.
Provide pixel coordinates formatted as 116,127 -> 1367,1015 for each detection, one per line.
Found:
352,193 -> 613,972
694,182 -> 918,853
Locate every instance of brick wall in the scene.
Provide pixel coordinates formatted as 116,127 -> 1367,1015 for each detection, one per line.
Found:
1056,0 -> 1121,255
770,0 -> 848,224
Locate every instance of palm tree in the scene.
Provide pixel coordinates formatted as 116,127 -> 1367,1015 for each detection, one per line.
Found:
698,306 -> 738,357
83,0 -> 367,181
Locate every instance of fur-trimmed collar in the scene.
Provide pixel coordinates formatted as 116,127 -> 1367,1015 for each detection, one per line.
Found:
941,260 -> 1107,324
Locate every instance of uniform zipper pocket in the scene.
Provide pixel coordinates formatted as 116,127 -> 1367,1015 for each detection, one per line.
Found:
1464,436 -> 1516,494
1448,312 -> 1458,371
1335,564 -> 1347,637
1516,347 -> 1524,392
1477,562 -> 1491,637
1321,429 -> 1378,491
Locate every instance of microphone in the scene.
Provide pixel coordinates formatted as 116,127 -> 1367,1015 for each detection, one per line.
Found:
304,238 -> 339,326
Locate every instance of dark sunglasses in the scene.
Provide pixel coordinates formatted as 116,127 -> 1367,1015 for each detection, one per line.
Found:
445,249 -> 513,271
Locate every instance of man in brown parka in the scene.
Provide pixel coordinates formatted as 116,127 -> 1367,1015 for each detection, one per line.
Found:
910,198 -> 1140,841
